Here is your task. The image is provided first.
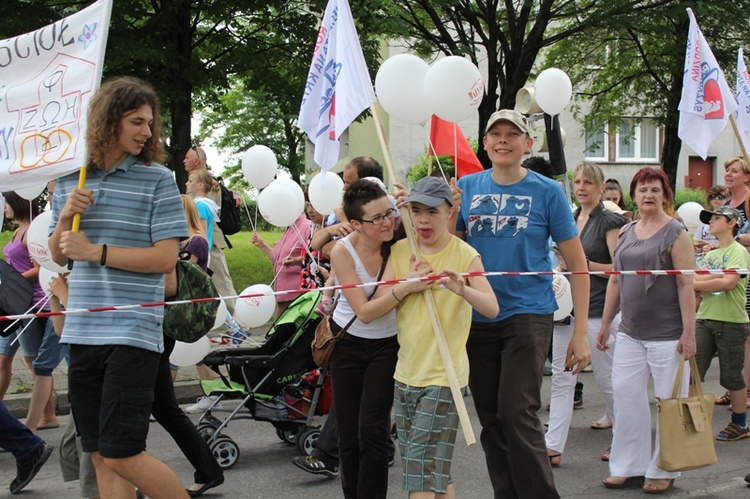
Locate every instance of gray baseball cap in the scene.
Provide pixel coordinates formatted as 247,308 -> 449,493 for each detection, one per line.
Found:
405,176 -> 453,207
699,205 -> 743,225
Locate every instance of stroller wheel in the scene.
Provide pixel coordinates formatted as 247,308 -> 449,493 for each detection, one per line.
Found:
276,427 -> 297,445
211,436 -> 240,469
296,427 -> 321,456
198,424 -> 217,443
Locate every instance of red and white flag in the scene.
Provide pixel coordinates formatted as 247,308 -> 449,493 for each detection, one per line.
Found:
677,8 -> 737,159
428,115 -> 483,178
298,0 -> 376,173
735,48 -> 750,150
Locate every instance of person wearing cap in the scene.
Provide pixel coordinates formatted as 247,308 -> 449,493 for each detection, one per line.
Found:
454,109 -> 591,498
694,205 -> 750,441
380,176 -> 497,498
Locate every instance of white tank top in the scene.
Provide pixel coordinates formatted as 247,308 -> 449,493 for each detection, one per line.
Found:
332,236 -> 397,339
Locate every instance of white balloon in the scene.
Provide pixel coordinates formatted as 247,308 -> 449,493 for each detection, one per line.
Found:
552,274 -> 573,322
423,56 -> 484,123
271,178 -> 305,218
16,183 -> 46,201
308,171 -> 345,215
211,298 -> 229,331
234,284 -> 276,328
38,267 -> 57,294
375,54 -> 432,125
27,211 -> 68,273
677,201 -> 704,236
534,68 -> 573,116
170,336 -> 211,367
242,145 -> 278,189
257,182 -> 303,227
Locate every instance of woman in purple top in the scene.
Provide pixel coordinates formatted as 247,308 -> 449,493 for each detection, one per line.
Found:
597,168 -> 696,494
0,192 -> 57,427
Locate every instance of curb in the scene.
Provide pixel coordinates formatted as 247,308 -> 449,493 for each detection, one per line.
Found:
5,381 -> 205,419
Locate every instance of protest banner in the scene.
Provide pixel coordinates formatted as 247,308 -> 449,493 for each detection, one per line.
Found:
298,0 -> 376,173
677,8 -> 737,159
0,0 -> 113,192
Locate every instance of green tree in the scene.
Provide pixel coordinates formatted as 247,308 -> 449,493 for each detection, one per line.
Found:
546,1 -> 750,190
381,0 -> 674,167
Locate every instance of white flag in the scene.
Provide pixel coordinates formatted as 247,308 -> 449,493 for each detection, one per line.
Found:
298,0 -> 376,172
0,0 -> 113,192
735,48 -> 750,150
678,8 -> 737,159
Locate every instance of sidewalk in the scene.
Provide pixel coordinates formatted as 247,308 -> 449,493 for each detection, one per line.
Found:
4,326 -> 268,418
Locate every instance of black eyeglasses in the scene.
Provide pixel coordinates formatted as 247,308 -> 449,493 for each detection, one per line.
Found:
357,208 -> 397,225
708,193 -> 728,200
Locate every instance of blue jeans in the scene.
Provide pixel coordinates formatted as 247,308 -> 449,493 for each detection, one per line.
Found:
32,319 -> 66,376
0,401 -> 45,460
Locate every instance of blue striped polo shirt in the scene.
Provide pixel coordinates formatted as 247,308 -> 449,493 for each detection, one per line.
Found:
50,155 -> 188,353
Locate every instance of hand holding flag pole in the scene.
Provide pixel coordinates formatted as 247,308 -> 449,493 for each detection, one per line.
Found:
66,167 -> 88,270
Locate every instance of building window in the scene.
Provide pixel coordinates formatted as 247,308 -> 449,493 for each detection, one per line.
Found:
615,118 -> 659,162
584,123 -> 608,160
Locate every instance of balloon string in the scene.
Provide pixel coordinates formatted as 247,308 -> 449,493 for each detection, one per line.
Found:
9,292 -> 52,346
4,292 -> 52,333
291,222 -> 317,269
425,125 -> 449,184
240,195 -> 256,232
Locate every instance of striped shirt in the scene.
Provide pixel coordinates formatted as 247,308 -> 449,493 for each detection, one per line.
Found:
51,155 -> 188,353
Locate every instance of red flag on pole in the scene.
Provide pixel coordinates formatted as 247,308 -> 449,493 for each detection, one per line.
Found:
428,115 -> 484,177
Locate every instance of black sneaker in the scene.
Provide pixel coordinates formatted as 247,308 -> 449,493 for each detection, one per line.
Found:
292,455 -> 339,478
573,381 -> 583,410
388,456 -> 395,467
10,443 -> 53,494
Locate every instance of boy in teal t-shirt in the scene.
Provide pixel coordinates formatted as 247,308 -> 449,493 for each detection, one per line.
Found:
694,205 -> 750,441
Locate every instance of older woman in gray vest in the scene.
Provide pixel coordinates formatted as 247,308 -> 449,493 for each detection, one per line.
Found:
596,167 -> 696,494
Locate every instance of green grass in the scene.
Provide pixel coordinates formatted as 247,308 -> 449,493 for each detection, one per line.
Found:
224,231 -> 282,293
0,229 -> 283,294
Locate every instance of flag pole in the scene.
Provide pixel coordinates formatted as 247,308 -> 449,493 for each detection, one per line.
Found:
370,103 -> 476,446
729,115 -> 750,161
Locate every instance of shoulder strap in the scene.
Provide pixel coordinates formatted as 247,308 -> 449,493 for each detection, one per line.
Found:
336,256 -> 388,335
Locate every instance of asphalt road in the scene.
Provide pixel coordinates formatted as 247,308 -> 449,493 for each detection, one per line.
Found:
3,359 -> 750,498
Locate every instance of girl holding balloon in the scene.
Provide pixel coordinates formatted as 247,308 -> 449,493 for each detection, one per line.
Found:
0,191 -> 58,430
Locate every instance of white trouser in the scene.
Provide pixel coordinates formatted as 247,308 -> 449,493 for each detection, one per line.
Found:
588,314 -> 620,424
545,319 -> 575,453
609,332 -> 687,480
208,245 -> 237,314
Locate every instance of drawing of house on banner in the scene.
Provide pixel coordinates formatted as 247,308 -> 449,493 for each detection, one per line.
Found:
4,53 -> 96,175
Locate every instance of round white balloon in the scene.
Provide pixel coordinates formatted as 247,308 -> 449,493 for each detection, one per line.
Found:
38,267 -> 58,294
170,336 -> 211,367
375,54 -> 432,125
234,284 -> 276,328
552,274 -> 573,321
211,298 -> 229,331
257,182 -> 303,227
677,201 -> 704,236
271,178 -> 305,218
27,211 -> 68,273
423,56 -> 484,123
242,145 -> 278,189
534,68 -> 573,116
16,183 -> 47,201
307,171 -> 344,215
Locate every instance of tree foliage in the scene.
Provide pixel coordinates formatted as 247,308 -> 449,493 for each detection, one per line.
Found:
546,0 -> 750,190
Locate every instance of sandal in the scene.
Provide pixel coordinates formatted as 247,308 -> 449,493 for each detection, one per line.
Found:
715,391 -> 731,405
591,419 -> 613,430
603,476 -> 645,489
643,478 -> 674,494
548,452 -> 562,467
601,447 -> 611,462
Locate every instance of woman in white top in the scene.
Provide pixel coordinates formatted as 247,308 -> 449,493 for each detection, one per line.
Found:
329,179 -> 430,499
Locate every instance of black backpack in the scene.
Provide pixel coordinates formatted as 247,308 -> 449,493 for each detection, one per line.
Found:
0,260 -> 33,337
216,177 -> 241,236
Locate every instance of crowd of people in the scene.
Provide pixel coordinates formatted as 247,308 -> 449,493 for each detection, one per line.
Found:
2,77 -> 750,499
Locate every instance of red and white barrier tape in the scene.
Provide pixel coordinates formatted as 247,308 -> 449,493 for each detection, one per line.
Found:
2,268 -> 748,322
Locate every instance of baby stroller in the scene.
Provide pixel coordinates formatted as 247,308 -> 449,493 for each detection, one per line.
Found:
197,290 -> 332,469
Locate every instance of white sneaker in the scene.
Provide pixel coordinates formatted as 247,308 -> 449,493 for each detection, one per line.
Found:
185,396 -> 221,414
